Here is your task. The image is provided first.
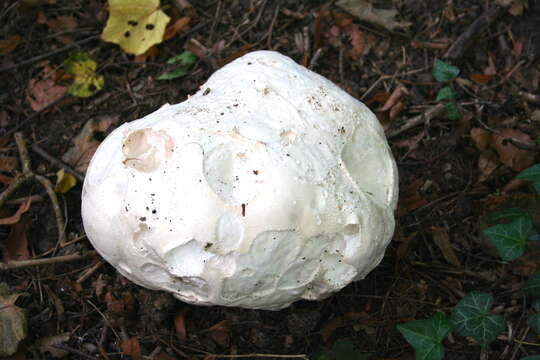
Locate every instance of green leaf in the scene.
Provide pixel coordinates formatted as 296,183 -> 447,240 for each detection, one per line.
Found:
516,164 -> 540,195
523,270 -> 540,298
445,102 -> 460,120
451,292 -> 506,346
528,299 -> 540,333
522,356 -> 540,360
491,208 -> 532,222
157,51 -> 197,80
397,312 -> 453,360
484,217 -> 534,261
332,340 -> 366,360
433,59 -> 460,82
435,86 -> 455,101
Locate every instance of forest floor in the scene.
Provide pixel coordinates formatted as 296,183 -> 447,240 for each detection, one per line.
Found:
1,0 -> 540,359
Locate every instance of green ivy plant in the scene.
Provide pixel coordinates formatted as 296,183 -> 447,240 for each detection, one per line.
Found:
432,59 -> 460,120
157,50 -> 197,80
398,163 -> 540,360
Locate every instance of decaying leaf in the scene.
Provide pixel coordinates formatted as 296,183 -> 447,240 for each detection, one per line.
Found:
101,0 -> 171,55
493,129 -> 536,171
174,309 -> 188,342
25,65 -> 67,111
62,116 -> 118,173
0,34 -> 22,55
54,169 -> 77,193
0,284 -> 27,357
0,200 -> 31,225
121,337 -> 143,360
38,332 -> 70,358
205,320 -> 230,346
336,0 -> 411,31
431,226 -> 462,267
3,214 -> 31,262
63,52 -> 104,98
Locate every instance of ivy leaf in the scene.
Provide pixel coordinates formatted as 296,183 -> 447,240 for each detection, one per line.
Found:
433,59 -> 460,82
444,102 -> 460,120
522,356 -> 540,360
451,292 -> 506,346
491,208 -> 532,222
516,164 -> 540,195
435,86 -> 455,101
483,217 -> 534,261
157,51 -> 197,80
523,270 -> 540,298
527,299 -> 540,333
397,312 -> 453,360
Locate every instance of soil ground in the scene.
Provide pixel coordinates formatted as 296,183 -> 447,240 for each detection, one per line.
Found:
1,0 -> 540,359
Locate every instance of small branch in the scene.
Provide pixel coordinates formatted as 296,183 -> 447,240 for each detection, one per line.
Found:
443,6 -> 502,60
0,251 -> 97,271
386,104 -> 446,139
31,143 -> 85,182
35,174 -> 67,246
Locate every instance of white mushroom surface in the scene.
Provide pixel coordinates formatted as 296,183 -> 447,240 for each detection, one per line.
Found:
81,50 -> 398,310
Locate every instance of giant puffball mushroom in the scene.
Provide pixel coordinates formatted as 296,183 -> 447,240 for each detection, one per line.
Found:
81,51 -> 398,310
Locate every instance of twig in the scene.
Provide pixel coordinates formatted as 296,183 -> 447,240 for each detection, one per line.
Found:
0,251 -> 96,270
518,91 -> 540,104
30,143 -> 85,182
386,104 -> 446,139
0,36 -> 98,73
308,48 -> 324,70
199,355 -> 308,359
443,6 -> 502,60
35,174 -> 67,246
76,259 -> 105,283
50,344 -> 97,360
266,4 -> 281,49
0,133 -> 67,247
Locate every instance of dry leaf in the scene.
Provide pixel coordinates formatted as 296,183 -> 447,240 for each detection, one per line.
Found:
0,200 -> 31,225
478,150 -> 499,181
3,214 -> 31,262
493,129 -> 536,171
25,66 -> 67,111
174,309 -> 188,342
163,16 -> 190,41
206,320 -> 230,346
121,337 -> 142,360
431,226 -> 462,267
470,73 -> 492,84
346,24 -> 365,60
101,0 -> 171,55
470,127 -> 491,151
0,157 -> 18,172
398,179 -> 428,216
0,284 -> 27,357
0,34 -> 22,55
62,116 -> 118,173
38,332 -> 70,358
336,0 -> 411,31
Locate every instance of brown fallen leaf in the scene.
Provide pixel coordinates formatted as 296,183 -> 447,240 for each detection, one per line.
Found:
0,156 -> 18,172
379,86 -> 403,112
163,16 -> 191,41
205,320 -> 230,346
492,128 -> 536,171
174,309 -> 188,342
3,214 -> 31,262
0,284 -> 27,357
0,200 -> 31,225
62,116 -> 118,173
25,65 -> 67,111
336,0 -> 412,31
478,150 -> 499,181
431,226 -> 462,267
121,337 -> 142,360
470,127 -> 492,151
398,179 -> 428,216
37,332 -> 70,358
346,24 -> 365,60
0,34 -> 22,55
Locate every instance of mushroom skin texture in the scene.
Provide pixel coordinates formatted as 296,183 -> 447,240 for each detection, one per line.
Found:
81,50 -> 398,310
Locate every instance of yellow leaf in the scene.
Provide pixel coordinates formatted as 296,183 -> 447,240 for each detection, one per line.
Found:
54,169 -> 77,193
101,0 -> 170,55
63,52 -> 104,98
